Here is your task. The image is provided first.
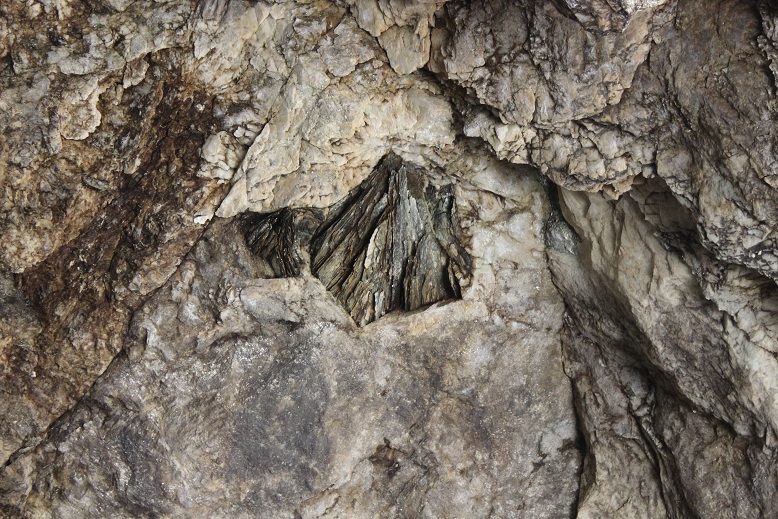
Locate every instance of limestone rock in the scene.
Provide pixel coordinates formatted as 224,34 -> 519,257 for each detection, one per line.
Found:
1,157 -> 581,518
551,0 -> 670,33
347,0 -> 445,74
1,0 -> 778,517
547,180 -> 778,517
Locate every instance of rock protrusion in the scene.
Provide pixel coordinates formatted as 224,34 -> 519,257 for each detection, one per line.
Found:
311,153 -> 471,326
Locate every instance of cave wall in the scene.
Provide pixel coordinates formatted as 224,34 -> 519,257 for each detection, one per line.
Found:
1,0 -> 777,517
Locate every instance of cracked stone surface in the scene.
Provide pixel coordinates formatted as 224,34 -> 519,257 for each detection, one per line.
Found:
2,0 -> 778,517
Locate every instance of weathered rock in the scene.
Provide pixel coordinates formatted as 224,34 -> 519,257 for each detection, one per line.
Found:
1,159 -> 581,518
1,0 -> 778,517
551,0 -> 670,33
347,0 -> 445,74
240,207 -> 322,278
547,179 -> 778,517
0,53 -> 228,466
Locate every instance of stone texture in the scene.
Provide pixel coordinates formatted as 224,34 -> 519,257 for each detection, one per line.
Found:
311,153 -> 470,326
547,179 -> 778,517
241,207 -> 322,278
2,156 -> 581,518
1,0 -> 778,517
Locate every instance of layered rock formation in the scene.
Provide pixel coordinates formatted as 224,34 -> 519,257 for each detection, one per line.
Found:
1,0 -> 777,517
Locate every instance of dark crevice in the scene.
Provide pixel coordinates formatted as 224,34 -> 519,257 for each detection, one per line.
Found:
565,368 -> 591,519
235,153 -> 473,327
543,182 -> 581,256
239,207 -> 322,278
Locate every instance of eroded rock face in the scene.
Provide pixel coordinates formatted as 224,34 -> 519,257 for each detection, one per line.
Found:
1,0 -> 778,517
2,157 -> 582,518
548,179 -> 778,517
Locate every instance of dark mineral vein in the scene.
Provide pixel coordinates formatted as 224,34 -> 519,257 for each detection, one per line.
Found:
311,153 -> 471,326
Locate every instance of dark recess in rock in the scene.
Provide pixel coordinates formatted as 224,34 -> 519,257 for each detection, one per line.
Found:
544,183 -> 580,256
311,153 -> 471,326
239,207 -> 322,278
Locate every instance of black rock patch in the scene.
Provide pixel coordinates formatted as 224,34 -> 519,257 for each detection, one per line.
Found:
240,207 -> 321,278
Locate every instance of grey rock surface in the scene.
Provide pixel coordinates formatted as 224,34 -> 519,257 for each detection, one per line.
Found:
1,0 -> 777,517
3,159 -> 581,518
548,179 -> 778,517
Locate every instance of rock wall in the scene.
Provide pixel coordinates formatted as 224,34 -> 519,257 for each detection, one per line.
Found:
1,0 -> 777,517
